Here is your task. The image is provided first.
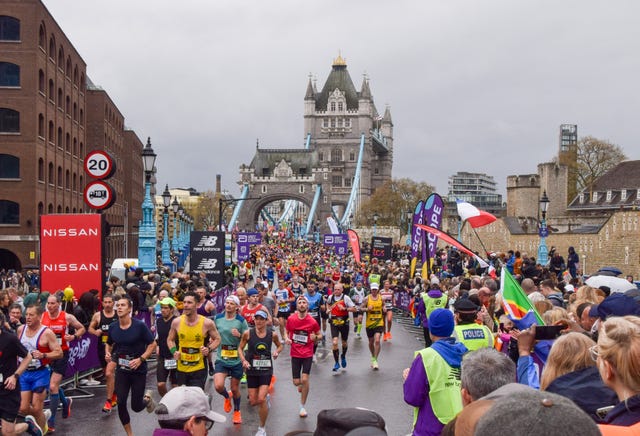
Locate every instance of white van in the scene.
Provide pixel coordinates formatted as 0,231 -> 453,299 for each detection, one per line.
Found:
109,258 -> 138,281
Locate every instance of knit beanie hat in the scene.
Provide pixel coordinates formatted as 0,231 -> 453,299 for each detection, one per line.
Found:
429,308 -> 455,337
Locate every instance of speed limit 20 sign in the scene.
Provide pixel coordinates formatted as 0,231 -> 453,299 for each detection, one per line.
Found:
84,150 -> 116,179
84,150 -> 115,210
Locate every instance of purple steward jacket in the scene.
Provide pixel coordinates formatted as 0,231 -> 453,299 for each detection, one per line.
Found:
403,337 -> 467,436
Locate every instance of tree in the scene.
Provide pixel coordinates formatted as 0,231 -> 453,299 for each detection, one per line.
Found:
577,136 -> 627,194
356,178 -> 434,226
183,190 -> 218,231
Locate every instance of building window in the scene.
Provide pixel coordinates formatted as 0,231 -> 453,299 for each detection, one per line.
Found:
65,95 -> 70,114
38,158 -> 44,181
65,170 -> 70,189
48,79 -> 54,99
57,205 -> 62,213
323,119 -> 328,128
331,148 -> 342,162
299,185 -> 305,194
606,190 -> 612,202
38,70 -> 45,93
73,66 -> 78,85
349,152 -> 355,161
330,102 -> 336,112
66,56 -> 71,76
579,193 -> 584,204
48,121 -> 54,142
323,172 -> 328,180
592,191 -> 598,202
57,166 -> 62,186
374,166 -> 380,175
57,127 -> 62,146
332,175 -> 342,187
79,108 -> 84,124
49,36 -> 55,59
57,88 -> 62,107
0,154 -> 18,178
323,195 -> 328,204
0,108 -> 19,132
0,62 -> 20,86
65,133 -> 70,152
621,189 -> 627,201
261,185 -> 267,194
48,162 -> 54,184
0,16 -> 20,41
48,203 -> 53,214
79,142 -> 84,156
345,177 -> 352,188
338,102 -> 343,111
58,47 -> 64,67
346,119 -> 351,128
318,152 -> 323,162
72,173 -> 76,191
0,200 -> 19,224
38,24 -> 45,47
38,114 -> 44,137
73,137 -> 77,155
38,202 -> 43,217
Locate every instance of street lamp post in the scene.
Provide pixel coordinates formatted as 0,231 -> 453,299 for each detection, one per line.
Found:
537,190 -> 550,267
373,212 -> 379,237
406,210 -> 412,246
171,196 -> 180,253
161,184 -> 172,269
138,138 -> 157,272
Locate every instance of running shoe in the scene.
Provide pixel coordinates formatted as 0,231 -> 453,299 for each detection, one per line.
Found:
62,397 -> 72,419
240,373 -> 247,384
224,391 -> 232,413
383,332 -> 388,342
332,362 -> 340,372
111,394 -> 118,407
25,415 -> 42,436
46,424 -> 54,433
144,390 -> 155,413
312,354 -> 318,364
102,399 -> 112,414
43,409 -> 51,422
355,333 -> 361,339
372,358 -> 379,370
268,375 -> 276,392
255,427 -> 267,436
341,356 -> 347,368
299,407 -> 308,418
233,410 -> 242,424
387,332 -> 392,341
85,378 -> 101,386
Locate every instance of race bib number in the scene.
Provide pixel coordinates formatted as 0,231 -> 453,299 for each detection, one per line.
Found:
118,355 -> 132,369
220,345 -> 238,359
252,358 -> 271,368
331,317 -> 346,326
102,335 -> 108,343
164,359 -> 177,369
309,310 -> 319,318
56,336 -> 63,345
180,347 -> 201,364
292,330 -> 308,345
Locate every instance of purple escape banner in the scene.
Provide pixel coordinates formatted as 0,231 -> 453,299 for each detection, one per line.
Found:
237,232 -> 262,262
423,193 -> 445,259
323,233 -> 349,256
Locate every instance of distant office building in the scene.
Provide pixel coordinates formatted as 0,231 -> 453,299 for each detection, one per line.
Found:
447,172 -> 503,209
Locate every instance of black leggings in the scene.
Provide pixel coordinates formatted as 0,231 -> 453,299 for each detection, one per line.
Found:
115,369 -> 147,426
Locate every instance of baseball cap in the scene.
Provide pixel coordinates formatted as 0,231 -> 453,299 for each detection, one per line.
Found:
255,310 -> 268,319
247,288 -> 259,296
159,297 -> 176,308
226,295 -> 240,306
370,283 -> 379,290
453,298 -> 479,313
155,386 -> 225,424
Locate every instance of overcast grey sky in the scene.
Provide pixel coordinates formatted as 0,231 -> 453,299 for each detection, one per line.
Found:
44,0 -> 640,198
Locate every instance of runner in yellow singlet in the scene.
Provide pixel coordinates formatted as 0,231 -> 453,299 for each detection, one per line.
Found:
361,283 -> 386,370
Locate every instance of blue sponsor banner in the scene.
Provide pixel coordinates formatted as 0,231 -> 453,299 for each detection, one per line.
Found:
323,233 -> 349,256
237,232 -> 262,262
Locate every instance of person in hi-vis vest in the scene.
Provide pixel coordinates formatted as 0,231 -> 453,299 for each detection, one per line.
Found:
452,298 -> 494,352
403,309 -> 468,436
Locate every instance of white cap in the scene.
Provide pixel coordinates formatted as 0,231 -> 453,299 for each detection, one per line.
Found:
370,282 -> 379,290
156,386 -> 225,424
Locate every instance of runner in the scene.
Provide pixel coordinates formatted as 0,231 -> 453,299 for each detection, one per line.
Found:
213,295 -> 248,425
17,304 -> 63,434
274,281 -> 294,340
195,284 -> 216,377
380,280 -> 396,341
42,292 -> 86,432
361,282 -> 385,370
88,293 -> 118,413
155,297 -> 178,396
349,279 -> 368,339
325,283 -> 356,372
241,288 -> 272,327
0,311 -> 38,436
303,281 -> 324,363
105,295 -> 157,436
285,295 -> 322,418
168,291 -> 221,390
238,309 -> 283,436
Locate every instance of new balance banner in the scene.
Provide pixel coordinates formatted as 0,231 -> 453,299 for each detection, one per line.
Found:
40,214 -> 103,300
237,232 -> 262,262
347,229 -> 361,263
190,231 -> 225,290
371,236 -> 393,260
323,233 -> 348,256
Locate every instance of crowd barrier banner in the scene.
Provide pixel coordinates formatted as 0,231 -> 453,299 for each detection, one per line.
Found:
64,333 -> 100,379
212,287 -> 233,313
394,290 -> 411,313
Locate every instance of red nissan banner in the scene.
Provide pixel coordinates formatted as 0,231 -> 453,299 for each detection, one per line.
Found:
40,214 -> 103,299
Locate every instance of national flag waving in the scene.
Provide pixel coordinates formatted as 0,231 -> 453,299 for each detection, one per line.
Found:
499,268 -> 545,327
415,224 -> 489,268
456,199 -> 497,228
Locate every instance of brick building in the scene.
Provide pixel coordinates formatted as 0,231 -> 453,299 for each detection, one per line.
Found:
0,0 -> 144,270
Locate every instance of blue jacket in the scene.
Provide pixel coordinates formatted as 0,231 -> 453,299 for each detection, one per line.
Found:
603,394 -> 640,426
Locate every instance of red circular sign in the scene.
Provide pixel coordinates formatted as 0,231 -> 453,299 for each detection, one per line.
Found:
83,180 -> 115,210
84,150 -> 115,179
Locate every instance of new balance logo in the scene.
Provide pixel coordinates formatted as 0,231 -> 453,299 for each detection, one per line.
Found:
197,236 -> 218,247
196,259 -> 218,269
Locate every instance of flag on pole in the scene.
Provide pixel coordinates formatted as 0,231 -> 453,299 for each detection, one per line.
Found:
499,268 -> 545,327
456,199 -> 497,228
